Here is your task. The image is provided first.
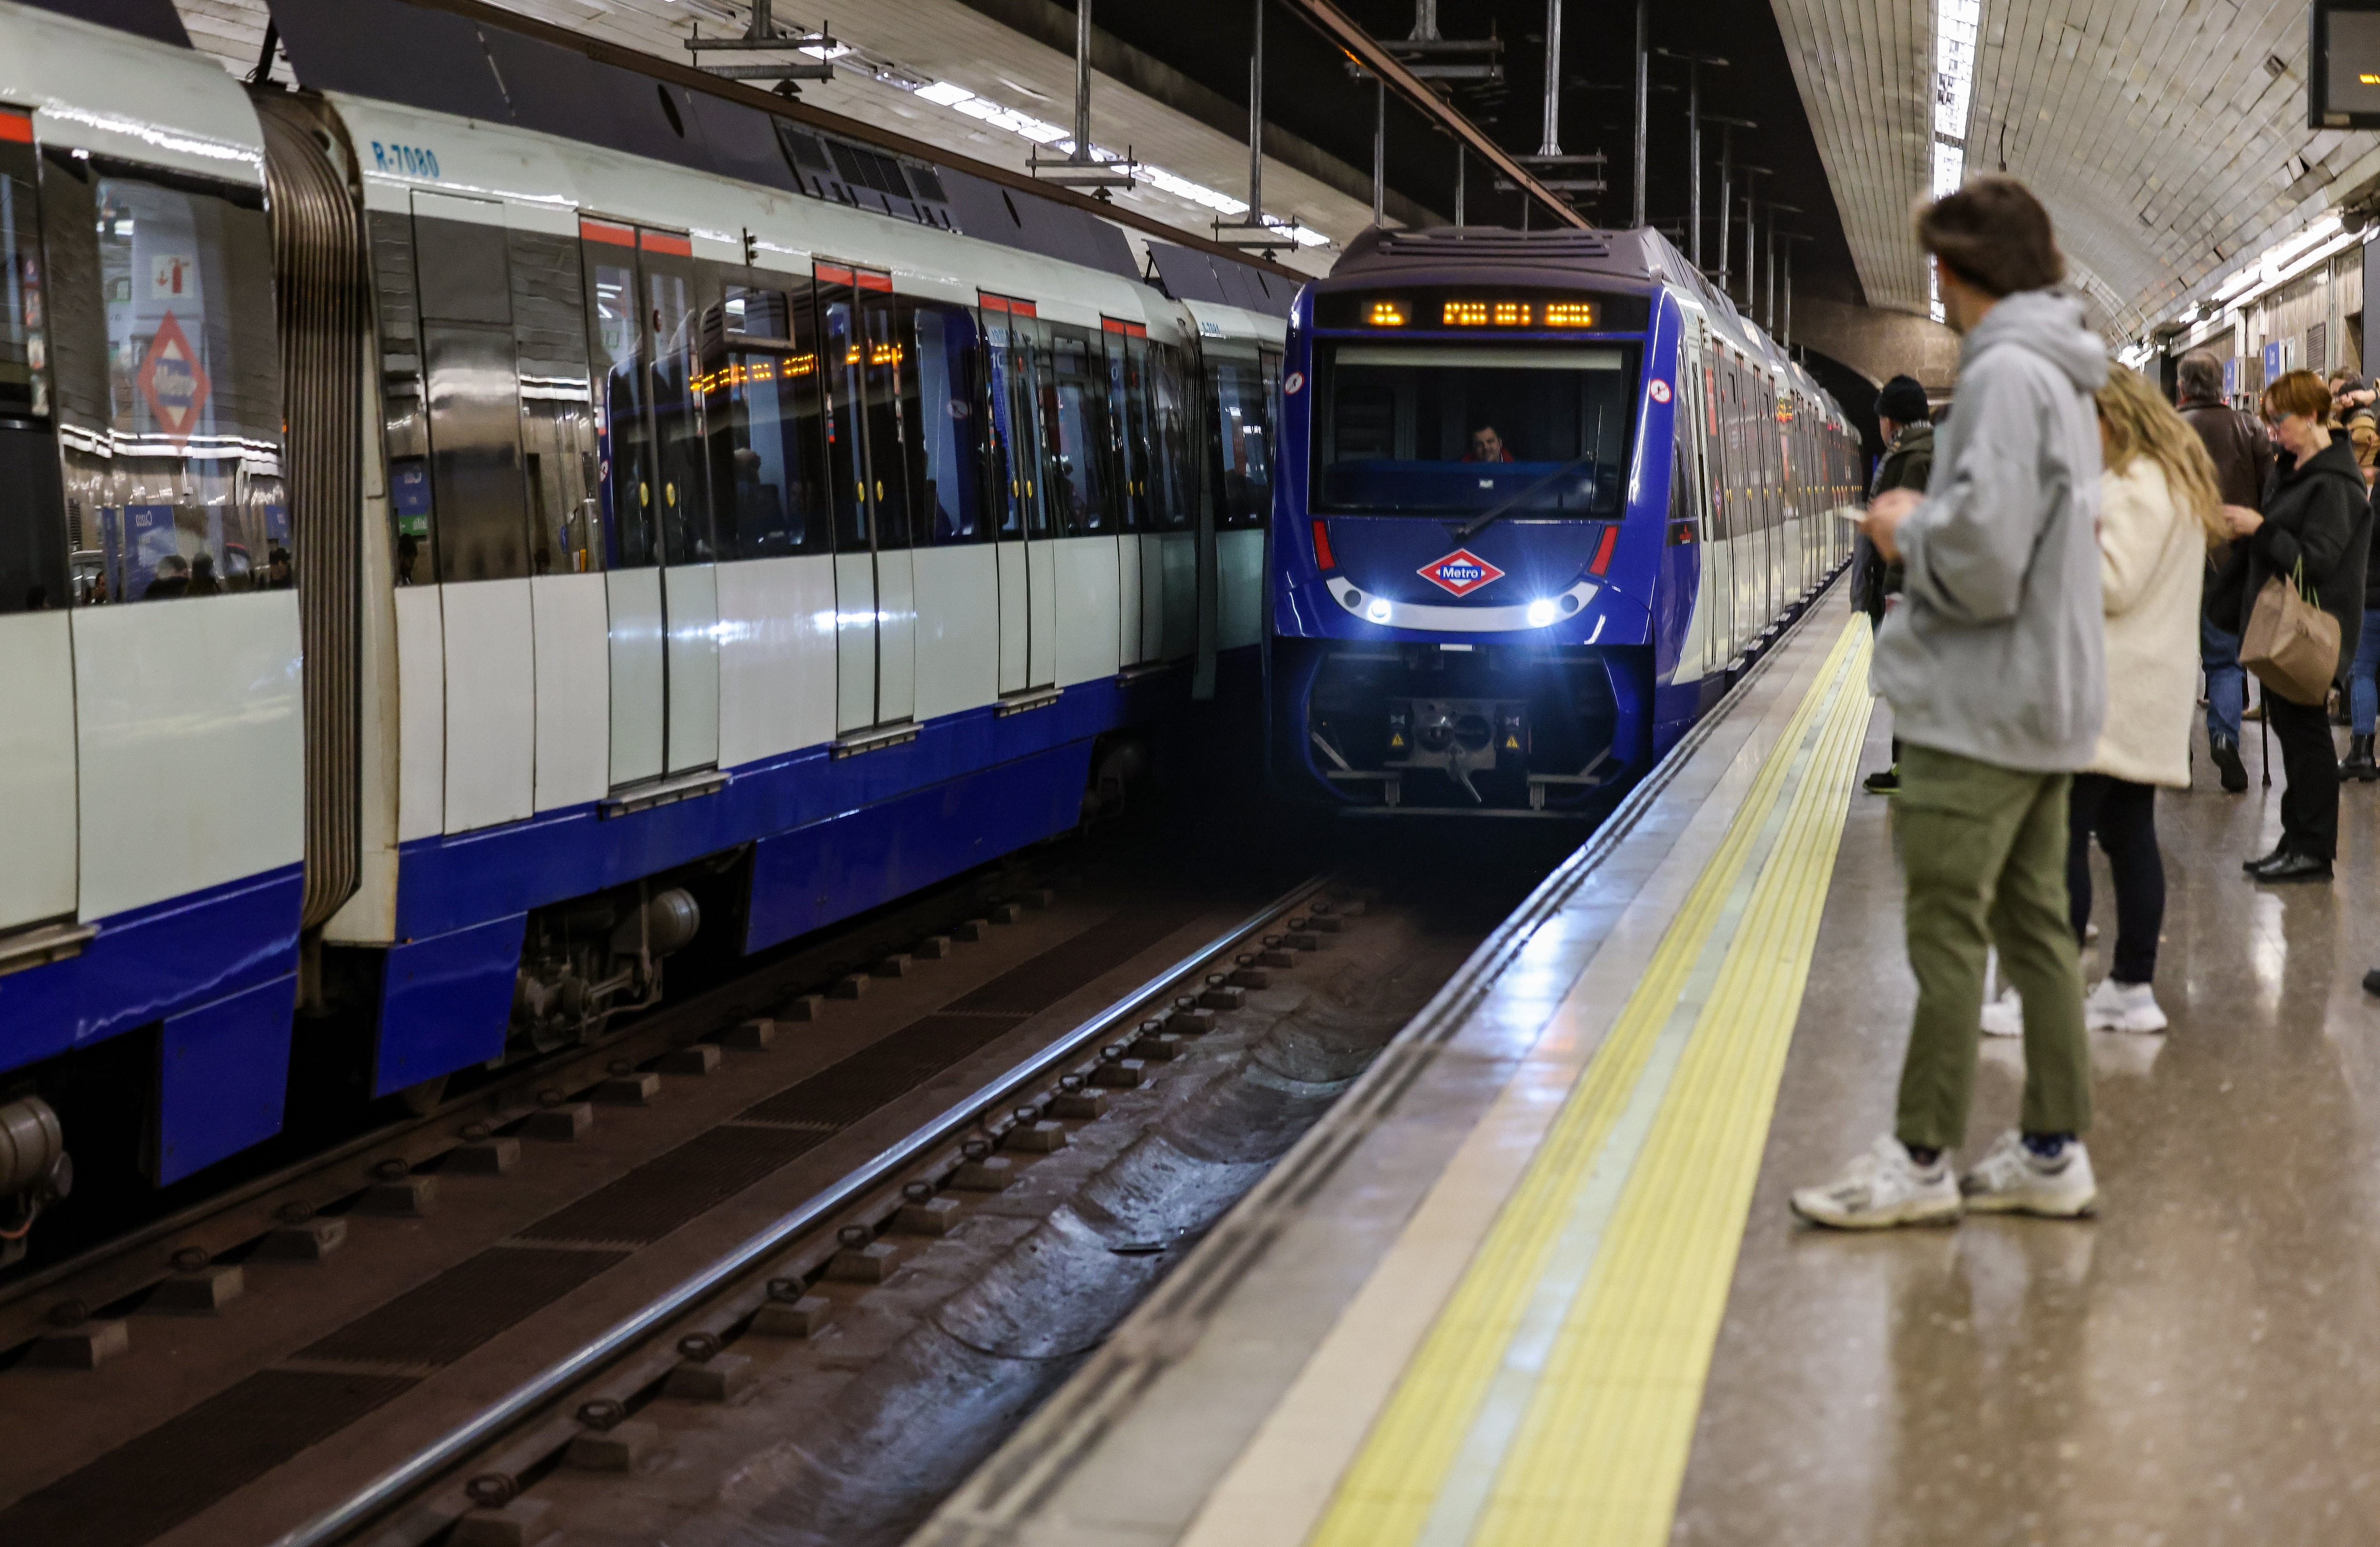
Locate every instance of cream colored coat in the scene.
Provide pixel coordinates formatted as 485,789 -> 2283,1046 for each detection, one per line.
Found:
2085,457 -> 2206,787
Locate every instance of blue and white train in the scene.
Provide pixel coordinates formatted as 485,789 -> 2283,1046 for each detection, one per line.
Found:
0,0 -> 1287,1235
1268,225 -> 1861,812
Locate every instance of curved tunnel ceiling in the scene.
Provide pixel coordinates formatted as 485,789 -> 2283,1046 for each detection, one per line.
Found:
1773,0 -> 2361,340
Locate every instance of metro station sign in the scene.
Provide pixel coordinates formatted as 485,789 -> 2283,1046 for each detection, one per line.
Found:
137,310 -> 211,443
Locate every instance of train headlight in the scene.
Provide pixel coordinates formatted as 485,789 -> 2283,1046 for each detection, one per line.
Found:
1365,598 -> 1393,624
1526,599 -> 1558,628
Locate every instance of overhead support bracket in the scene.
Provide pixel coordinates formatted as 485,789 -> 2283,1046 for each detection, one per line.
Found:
685,0 -> 837,89
1030,0 -> 1138,198
1277,0 -> 1590,229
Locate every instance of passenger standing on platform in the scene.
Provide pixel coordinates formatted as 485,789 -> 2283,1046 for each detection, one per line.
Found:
1793,177 -> 2106,1229
1854,375 -> 1934,796
2229,370 -> 2370,882
2177,349 -> 2271,794
1981,366 -> 2224,1037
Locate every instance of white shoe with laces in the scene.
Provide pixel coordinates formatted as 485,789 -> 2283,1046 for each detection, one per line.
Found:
1790,1134 -> 1962,1229
1959,1129 -> 2098,1218
1979,986 -> 2024,1038
2083,978 -> 2167,1033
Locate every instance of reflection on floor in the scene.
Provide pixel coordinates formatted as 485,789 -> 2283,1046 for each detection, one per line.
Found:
1679,703 -> 2380,1545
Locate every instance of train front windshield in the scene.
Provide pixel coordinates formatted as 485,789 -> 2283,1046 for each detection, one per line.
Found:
1312,342 -> 1636,516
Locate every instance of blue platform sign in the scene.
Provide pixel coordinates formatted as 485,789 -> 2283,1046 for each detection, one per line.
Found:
2223,356 -> 2239,399
2265,340 -> 2283,382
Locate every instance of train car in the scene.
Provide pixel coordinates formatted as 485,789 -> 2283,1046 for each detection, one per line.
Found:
1269,224 -> 1862,813
0,0 -> 1286,1242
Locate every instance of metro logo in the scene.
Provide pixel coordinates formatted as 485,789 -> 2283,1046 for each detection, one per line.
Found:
136,311 -> 210,444
1418,548 -> 1505,597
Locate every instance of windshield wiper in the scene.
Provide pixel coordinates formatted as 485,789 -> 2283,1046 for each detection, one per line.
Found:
1452,456 -> 1595,540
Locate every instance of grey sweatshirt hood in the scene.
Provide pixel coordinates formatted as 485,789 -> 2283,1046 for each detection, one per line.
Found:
1870,286 -> 2109,773
1961,289 -> 2108,396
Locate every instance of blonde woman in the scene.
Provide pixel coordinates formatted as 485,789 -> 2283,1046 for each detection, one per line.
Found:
1986,365 -> 2225,1036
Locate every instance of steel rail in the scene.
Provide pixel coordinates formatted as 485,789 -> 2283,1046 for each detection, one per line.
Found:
269,874 -> 1329,1547
1275,0 -> 1591,229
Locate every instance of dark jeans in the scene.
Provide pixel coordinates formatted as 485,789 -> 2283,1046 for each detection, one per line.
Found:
2267,694 -> 2340,862
2067,775 -> 2163,985
2202,614 -> 2245,744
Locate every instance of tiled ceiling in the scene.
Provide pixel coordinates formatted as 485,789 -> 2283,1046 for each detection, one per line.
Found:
1770,0 -> 2372,339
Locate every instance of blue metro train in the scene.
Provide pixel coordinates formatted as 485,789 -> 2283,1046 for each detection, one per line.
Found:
1268,226 -> 1862,812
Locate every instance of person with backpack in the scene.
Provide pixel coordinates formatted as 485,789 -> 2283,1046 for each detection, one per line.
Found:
2230,370 -> 2372,882
1793,177 -> 2106,1229
2175,349 -> 2272,793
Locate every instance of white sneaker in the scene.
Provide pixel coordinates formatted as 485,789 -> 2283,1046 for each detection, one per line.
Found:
1791,1135 -> 1963,1229
1980,986 -> 2024,1038
2083,978 -> 2167,1034
1959,1130 -> 2098,1218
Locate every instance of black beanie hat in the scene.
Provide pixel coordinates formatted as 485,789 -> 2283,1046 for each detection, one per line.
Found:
1875,375 -> 1930,423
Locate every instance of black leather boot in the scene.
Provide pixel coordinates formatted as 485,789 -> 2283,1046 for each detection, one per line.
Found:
2344,733 -> 2380,783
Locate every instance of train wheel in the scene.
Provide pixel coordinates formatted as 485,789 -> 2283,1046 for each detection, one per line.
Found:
392,1074 -> 449,1118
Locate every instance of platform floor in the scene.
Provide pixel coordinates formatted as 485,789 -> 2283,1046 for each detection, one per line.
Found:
913,591 -> 2380,1547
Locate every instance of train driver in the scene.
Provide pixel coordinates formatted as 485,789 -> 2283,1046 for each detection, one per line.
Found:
1466,424 -> 1517,463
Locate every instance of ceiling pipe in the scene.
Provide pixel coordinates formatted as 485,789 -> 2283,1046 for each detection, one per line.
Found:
1631,0 -> 1647,229
1539,0 -> 1564,157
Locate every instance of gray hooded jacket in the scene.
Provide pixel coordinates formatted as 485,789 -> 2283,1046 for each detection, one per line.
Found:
1872,289 -> 2108,773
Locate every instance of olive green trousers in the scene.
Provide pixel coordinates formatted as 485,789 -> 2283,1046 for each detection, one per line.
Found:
1893,743 -> 2093,1152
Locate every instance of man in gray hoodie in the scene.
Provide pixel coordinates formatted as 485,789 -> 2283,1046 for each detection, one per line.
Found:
1793,177 -> 2108,1229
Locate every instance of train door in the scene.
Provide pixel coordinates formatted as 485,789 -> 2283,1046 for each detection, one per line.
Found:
0,111 -> 75,936
981,292 -> 1056,696
584,219 -> 718,785
819,262 -> 915,733
417,190 -> 535,830
860,269 -> 916,724
1684,335 -> 1728,675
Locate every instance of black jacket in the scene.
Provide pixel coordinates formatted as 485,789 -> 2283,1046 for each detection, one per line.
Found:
2181,397 -> 2271,629
1853,423 -> 1934,622
2244,436 -> 2372,682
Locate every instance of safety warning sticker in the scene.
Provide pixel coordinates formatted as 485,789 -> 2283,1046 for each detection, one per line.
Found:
1417,548 -> 1506,598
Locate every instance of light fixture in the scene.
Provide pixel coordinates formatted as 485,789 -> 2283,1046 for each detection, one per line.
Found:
1526,598 -> 1558,628
1365,598 -> 1393,624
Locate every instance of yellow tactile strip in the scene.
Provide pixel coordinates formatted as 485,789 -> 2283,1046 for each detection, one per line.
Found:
1309,617 -> 1874,1547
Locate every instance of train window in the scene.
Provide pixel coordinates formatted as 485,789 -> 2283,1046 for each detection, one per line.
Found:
704,281 -> 829,559
980,305 -> 1052,540
1101,325 -> 1150,532
861,288 -> 915,549
0,118 -> 66,615
585,238 -> 657,570
1040,322 -> 1112,536
1309,341 -> 1629,517
1207,353 -> 1274,529
908,300 -> 984,544
1146,340 -> 1196,531
512,230 -> 600,575
647,259 -> 713,564
818,278 -> 870,550
44,164 -> 282,606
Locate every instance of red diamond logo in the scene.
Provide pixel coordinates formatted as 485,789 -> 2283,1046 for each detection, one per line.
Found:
137,310 -> 211,444
1418,548 -> 1505,598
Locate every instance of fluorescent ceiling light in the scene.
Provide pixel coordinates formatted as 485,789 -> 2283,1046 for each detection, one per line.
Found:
902,77 -> 1325,244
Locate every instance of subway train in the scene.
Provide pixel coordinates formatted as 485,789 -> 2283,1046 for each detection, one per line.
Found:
1268,225 -> 1862,812
0,0 -> 1288,1235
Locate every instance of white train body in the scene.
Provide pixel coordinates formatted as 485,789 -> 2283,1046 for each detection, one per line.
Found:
0,0 -> 1283,1198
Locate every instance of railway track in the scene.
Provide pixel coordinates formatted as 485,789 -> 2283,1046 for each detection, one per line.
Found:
0,816 -> 1559,1547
